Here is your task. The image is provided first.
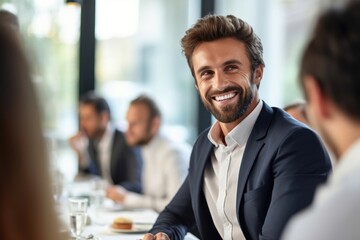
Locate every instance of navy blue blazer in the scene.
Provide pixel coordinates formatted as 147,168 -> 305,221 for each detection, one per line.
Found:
82,129 -> 142,193
149,102 -> 331,240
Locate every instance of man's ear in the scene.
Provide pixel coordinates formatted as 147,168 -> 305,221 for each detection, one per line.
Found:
303,75 -> 331,120
150,116 -> 161,135
100,112 -> 110,126
253,65 -> 264,86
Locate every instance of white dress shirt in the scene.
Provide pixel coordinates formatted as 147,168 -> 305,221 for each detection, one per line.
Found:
282,139 -> 360,240
77,124 -> 115,184
124,134 -> 191,212
96,124 -> 115,184
204,100 -> 263,240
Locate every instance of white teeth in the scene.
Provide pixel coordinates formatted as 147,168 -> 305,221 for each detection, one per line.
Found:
215,92 -> 236,101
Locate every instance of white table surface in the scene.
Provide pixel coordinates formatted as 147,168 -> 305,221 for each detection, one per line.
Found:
59,180 -> 198,240
82,209 -> 198,240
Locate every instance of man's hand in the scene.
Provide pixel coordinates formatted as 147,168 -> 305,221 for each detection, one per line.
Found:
142,233 -> 170,240
69,131 -> 86,152
68,131 -> 88,165
106,185 -> 128,203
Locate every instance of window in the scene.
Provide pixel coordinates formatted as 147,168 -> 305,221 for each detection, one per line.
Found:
95,0 -> 199,143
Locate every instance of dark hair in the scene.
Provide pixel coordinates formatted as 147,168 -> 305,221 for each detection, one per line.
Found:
300,0 -> 360,119
79,91 -> 111,117
130,94 -> 161,120
181,14 -> 265,77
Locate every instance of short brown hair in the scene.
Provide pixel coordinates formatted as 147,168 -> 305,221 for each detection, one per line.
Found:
181,14 -> 265,77
130,94 -> 161,121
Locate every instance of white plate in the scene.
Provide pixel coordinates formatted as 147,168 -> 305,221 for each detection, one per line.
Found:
109,223 -> 153,234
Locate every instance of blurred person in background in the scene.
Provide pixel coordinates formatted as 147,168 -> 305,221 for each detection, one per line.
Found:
142,14 -> 331,240
0,23 -> 62,240
0,9 -> 19,31
69,92 -> 142,192
106,95 -> 190,212
284,100 -> 309,125
282,1 -> 360,239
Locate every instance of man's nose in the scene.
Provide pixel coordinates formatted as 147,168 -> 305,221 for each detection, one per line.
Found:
213,72 -> 229,90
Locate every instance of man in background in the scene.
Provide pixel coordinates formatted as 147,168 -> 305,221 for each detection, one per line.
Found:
106,95 -> 190,212
69,92 -> 142,192
284,101 -> 309,125
282,1 -> 360,239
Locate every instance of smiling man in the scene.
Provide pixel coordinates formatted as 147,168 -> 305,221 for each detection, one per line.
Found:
143,15 -> 331,240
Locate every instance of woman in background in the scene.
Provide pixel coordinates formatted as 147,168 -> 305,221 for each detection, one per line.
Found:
0,23 -> 62,240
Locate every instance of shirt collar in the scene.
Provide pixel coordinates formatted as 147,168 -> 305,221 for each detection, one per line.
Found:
208,100 -> 263,148
97,123 -> 115,149
144,133 -> 160,147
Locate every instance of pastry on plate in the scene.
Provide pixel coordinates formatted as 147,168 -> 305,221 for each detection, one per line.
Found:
111,217 -> 133,230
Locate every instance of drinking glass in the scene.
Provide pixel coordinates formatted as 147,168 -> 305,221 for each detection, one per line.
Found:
68,197 -> 88,239
89,179 -> 107,225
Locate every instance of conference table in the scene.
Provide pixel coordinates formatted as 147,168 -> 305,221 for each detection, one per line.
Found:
58,178 -> 198,240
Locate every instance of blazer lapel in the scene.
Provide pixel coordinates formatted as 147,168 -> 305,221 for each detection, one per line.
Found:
236,103 -> 274,223
191,133 -> 221,237
193,135 -> 213,204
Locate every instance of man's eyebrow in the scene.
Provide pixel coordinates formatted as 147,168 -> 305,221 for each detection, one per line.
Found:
195,60 -> 243,75
222,59 -> 243,67
196,66 -> 211,76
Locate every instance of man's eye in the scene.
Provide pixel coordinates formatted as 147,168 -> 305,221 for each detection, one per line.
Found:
225,65 -> 238,72
200,70 -> 213,78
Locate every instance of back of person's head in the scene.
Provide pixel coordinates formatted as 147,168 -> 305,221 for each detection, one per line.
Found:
79,91 -> 111,118
300,0 -> 360,120
181,14 -> 265,77
130,94 -> 161,121
0,9 -> 19,31
0,24 -> 61,240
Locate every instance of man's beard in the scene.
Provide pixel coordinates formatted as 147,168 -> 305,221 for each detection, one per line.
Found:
136,135 -> 153,146
201,85 -> 254,123
87,127 -> 105,140
132,122 -> 154,146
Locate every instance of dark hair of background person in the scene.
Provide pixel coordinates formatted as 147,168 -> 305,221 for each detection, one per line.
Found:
0,24 -> 62,240
181,14 -> 265,79
130,94 -> 162,121
0,9 -> 19,30
299,0 -> 360,120
79,91 -> 111,118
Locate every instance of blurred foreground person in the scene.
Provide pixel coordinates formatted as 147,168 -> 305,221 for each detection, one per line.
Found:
142,14 -> 331,240
69,92 -> 142,192
107,95 -> 190,212
282,1 -> 360,239
0,24 -> 61,240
